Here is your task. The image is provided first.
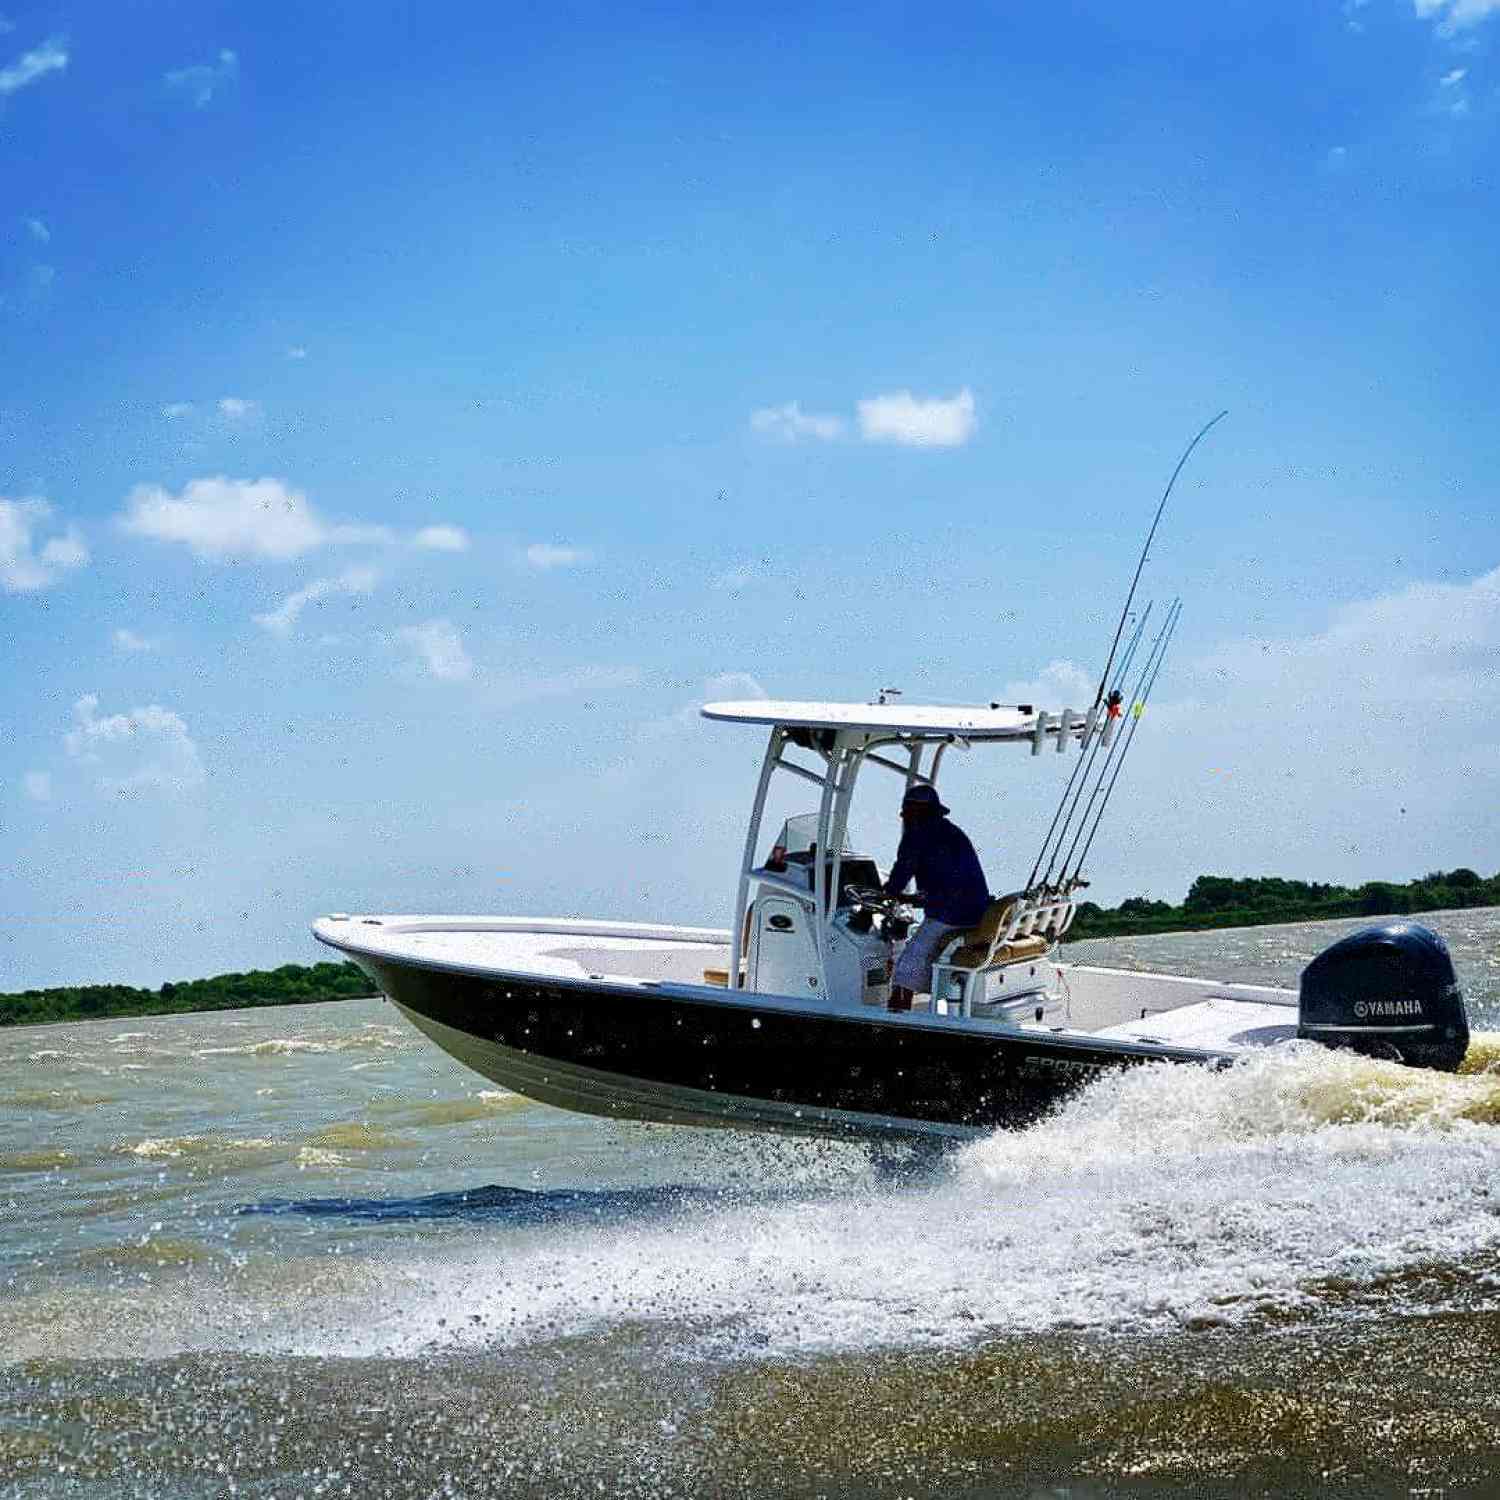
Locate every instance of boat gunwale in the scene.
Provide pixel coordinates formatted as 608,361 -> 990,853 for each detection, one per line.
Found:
313,915 -> 1237,1069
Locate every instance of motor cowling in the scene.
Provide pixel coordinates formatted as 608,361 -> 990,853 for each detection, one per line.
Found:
1298,922 -> 1468,1072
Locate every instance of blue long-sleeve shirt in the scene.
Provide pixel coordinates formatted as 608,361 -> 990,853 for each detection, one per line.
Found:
883,817 -> 991,927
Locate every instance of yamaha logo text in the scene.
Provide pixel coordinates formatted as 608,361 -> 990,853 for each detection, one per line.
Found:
1353,999 -> 1424,1019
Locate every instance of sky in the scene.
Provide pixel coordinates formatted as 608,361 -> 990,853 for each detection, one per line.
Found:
2,0 -> 1498,990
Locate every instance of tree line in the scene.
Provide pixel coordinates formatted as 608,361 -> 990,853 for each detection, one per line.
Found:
1068,867 -> 1498,940
4,869 -> 1496,1025
0,961 -> 375,1028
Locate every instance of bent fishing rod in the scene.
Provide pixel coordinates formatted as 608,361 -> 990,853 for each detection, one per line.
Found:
1024,410 -> 1226,893
1088,409 -> 1227,715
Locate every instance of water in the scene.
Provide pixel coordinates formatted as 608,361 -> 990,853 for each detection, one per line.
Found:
3,910 -> 1500,1496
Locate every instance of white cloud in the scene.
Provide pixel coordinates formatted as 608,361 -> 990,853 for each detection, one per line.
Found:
161,401 -> 193,419
1201,564 -> 1500,704
164,48 -> 238,107
40,529 -> 86,569
112,627 -> 158,653
253,565 -> 379,636
703,671 -> 768,703
1415,0 -> 1500,32
217,396 -> 259,421
857,387 -> 977,448
64,694 -> 205,795
286,346 -> 308,360
750,401 -> 845,443
1093,562 -> 1500,898
22,770 -> 51,803
0,18 -> 14,37
396,618 -> 474,681
413,524 -> 470,552
24,216 -> 49,243
0,497 -> 88,593
118,476 -> 394,560
0,37 -> 67,96
1434,64 -> 1472,115
996,659 -> 1097,713
525,542 -> 589,570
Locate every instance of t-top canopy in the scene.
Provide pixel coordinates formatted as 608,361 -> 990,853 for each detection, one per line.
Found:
701,699 -> 1041,740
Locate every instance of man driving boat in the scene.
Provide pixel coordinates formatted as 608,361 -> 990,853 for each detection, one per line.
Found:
882,783 -> 991,1012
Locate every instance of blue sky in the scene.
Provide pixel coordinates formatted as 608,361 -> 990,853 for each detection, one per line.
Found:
3,0 -> 1498,989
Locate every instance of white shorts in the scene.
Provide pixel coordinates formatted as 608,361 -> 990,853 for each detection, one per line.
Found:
892,919 -> 962,993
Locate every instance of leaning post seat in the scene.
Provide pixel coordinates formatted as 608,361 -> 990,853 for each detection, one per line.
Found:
930,889 -> 1075,1019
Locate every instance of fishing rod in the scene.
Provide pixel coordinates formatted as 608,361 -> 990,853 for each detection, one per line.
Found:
1087,410 -> 1227,716
1023,412 -> 1226,894
1054,599 -> 1179,886
1066,597 -> 1183,883
1028,603 -> 1153,892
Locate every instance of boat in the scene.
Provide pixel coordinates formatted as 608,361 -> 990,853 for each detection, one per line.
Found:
313,690 -> 1470,1145
313,418 -> 1470,1144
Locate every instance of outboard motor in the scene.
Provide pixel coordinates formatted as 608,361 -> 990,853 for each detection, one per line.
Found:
1298,922 -> 1469,1071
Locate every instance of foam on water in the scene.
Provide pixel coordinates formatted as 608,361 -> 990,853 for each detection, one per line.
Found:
7,942 -> 1500,1374
124,1134 -> 281,1160
192,1024 -> 407,1060
1459,1029 -> 1500,1074
7,1043 -> 1500,1367
201,1043 -> 1500,1364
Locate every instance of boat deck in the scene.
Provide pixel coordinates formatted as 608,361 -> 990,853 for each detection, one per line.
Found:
314,914 -> 1297,1054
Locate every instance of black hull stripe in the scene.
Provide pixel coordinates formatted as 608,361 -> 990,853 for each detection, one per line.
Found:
359,954 -> 1223,1139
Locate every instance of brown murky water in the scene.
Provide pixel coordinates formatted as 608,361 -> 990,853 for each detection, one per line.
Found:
3,909 -> 1499,1496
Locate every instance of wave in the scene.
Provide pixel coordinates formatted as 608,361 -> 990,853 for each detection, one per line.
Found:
5,1088 -> 114,1110
249,1043 -> 1500,1361
0,1149 -> 73,1173
238,1182 -> 726,1224
399,1092 -> 526,1126
122,1135 -> 280,1160
295,1147 -> 347,1169
194,1026 -> 406,1060
305,1122 -> 415,1151
1460,1030 -> 1500,1075
14,1041 -> 1500,1367
74,1236 -> 217,1270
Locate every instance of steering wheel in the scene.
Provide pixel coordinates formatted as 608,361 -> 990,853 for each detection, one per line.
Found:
844,885 -> 914,916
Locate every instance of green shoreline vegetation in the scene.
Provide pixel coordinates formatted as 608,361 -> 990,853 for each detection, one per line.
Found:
1067,867 -> 1499,940
0,961 -> 374,1029
2,868 -> 1496,1026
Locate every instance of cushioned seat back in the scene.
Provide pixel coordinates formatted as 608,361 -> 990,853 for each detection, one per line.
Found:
946,894 -> 1019,969
960,888 -> 1020,948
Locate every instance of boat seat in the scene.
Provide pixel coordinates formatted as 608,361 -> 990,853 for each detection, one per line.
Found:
930,893 -> 1057,1022
703,909 -> 755,988
941,894 -> 1051,970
